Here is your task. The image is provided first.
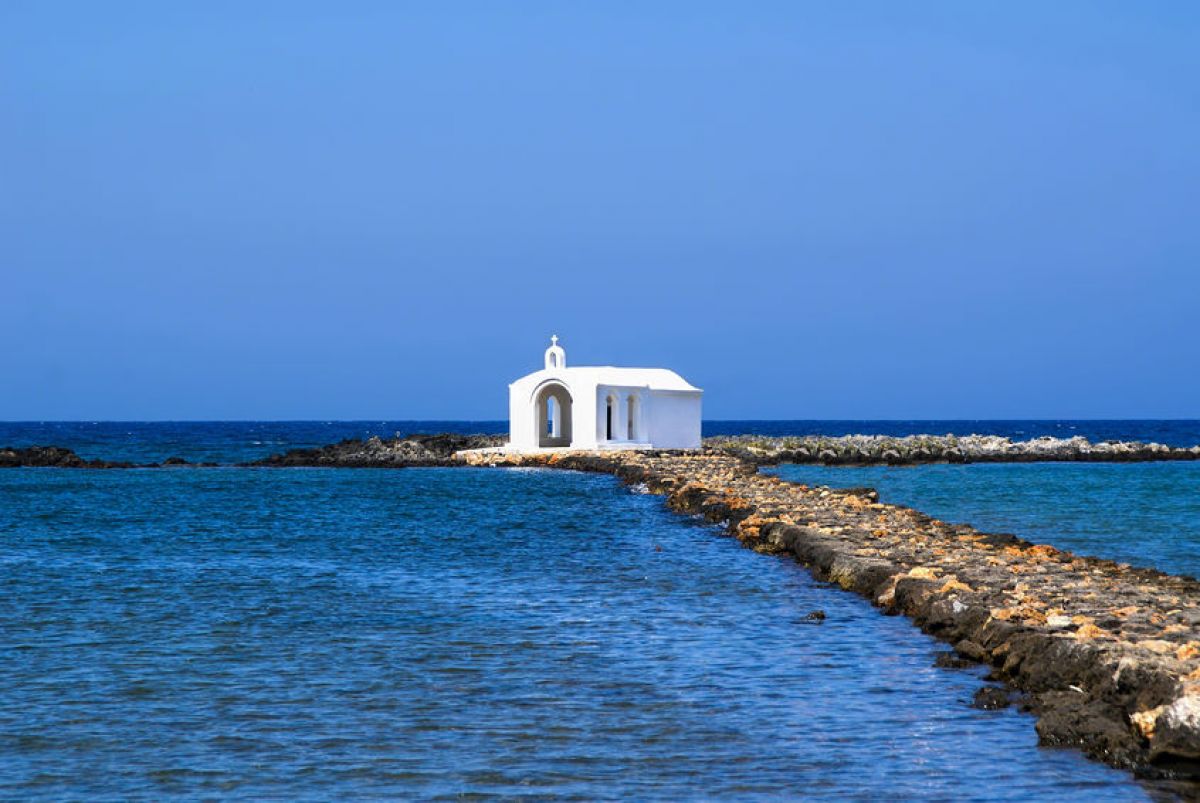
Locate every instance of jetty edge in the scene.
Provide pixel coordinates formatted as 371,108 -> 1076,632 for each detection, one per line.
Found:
459,448 -> 1200,780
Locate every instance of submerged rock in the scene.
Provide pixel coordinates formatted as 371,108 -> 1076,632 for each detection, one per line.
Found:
934,652 -> 974,670
972,687 -> 1011,710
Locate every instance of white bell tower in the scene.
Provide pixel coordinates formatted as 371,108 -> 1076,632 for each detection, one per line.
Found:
544,334 -> 566,370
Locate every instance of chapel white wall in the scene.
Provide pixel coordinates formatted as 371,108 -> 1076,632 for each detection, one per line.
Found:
508,383 -> 534,450
645,391 -> 702,449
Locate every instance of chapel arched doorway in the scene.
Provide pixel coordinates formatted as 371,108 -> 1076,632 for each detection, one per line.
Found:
535,382 -> 573,448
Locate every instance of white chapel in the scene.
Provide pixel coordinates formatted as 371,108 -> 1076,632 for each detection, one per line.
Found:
507,336 -> 703,451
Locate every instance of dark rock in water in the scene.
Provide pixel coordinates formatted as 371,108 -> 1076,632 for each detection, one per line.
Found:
0,445 -> 132,469
2,434 -> 507,470
934,652 -> 974,669
249,433 -> 506,468
973,687 -> 1011,710
954,639 -> 991,663
1033,691 -> 1143,767
0,445 -> 86,468
796,610 -> 826,624
832,487 -> 880,503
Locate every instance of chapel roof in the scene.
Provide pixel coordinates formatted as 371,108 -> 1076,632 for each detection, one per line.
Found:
558,366 -> 701,393
511,336 -> 702,393
512,365 -> 701,393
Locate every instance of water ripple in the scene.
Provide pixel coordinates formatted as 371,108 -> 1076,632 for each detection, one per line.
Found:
0,466 -> 1153,799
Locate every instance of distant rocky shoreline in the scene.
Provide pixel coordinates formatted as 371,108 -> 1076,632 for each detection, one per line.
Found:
245,434 -> 504,468
0,435 -> 505,469
0,445 -> 138,469
707,434 -> 1200,466
276,433 -> 1200,469
4,433 -> 1200,470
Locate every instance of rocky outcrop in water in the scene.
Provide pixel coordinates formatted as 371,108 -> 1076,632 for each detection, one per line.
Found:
706,434 -> 1200,466
461,447 -> 1200,782
0,445 -> 134,469
1,435 -> 507,469
248,434 -> 506,468
11,434 -> 1198,470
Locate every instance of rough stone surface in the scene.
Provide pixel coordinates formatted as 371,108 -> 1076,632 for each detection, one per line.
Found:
1,436 -> 509,470
705,434 -> 1200,466
1150,696 -> 1200,762
248,434 -> 506,468
0,446 -> 133,469
973,687 -> 1012,710
460,447 -> 1200,780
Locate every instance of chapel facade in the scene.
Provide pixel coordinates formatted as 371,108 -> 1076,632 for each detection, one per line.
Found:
507,336 -> 702,452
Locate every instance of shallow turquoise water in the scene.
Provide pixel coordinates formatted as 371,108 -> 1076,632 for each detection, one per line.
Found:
0,466 -> 1152,799
771,462 -> 1200,578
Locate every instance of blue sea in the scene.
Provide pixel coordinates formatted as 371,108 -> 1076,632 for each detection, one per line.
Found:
2,421 -> 1198,799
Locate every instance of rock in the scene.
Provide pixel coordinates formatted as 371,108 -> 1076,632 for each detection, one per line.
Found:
934,652 -> 974,669
0,446 -> 131,469
954,639 -> 990,663
1033,691 -> 1142,767
703,434 -> 1200,466
1149,696 -> 1200,762
832,487 -> 880,502
249,434 -> 506,468
973,687 -> 1011,710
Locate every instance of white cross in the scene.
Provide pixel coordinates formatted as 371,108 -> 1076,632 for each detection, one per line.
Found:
551,334 -> 558,346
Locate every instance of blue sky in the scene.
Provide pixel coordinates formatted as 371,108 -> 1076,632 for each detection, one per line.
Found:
3,2 -> 1197,420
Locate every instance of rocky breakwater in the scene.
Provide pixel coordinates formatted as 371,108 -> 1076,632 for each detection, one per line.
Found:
706,434 -> 1200,466
249,433 -> 506,468
461,447 -> 1200,780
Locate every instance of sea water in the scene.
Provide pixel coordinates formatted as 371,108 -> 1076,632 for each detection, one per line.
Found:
2,421 -> 1196,799
771,462 -> 1200,579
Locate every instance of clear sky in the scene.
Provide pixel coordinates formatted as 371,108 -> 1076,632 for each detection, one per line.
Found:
3,2 -> 1197,420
